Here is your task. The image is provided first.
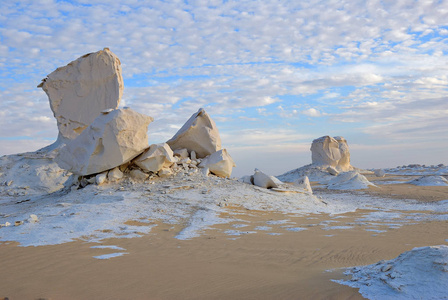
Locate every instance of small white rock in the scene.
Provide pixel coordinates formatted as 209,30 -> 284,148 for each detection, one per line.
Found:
108,167 -> 123,181
95,172 -> 107,185
29,214 -> 39,223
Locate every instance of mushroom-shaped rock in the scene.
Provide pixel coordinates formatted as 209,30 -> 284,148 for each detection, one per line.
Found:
253,169 -> 279,189
167,108 -> 222,158
311,136 -> 341,168
133,143 -> 176,173
38,48 -> 124,142
55,108 -> 153,176
198,149 -> 235,178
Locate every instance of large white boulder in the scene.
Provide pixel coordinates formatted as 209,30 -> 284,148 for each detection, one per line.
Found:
55,108 -> 153,176
311,136 -> 341,168
38,48 -> 123,142
133,143 -> 176,173
167,108 -> 222,158
311,135 -> 353,171
198,149 -> 235,178
253,169 -> 279,189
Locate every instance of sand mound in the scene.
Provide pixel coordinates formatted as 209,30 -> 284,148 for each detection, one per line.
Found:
335,245 -> 448,300
408,175 -> 448,186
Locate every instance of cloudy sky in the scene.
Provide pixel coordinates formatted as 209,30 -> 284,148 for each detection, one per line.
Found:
1,0 -> 447,176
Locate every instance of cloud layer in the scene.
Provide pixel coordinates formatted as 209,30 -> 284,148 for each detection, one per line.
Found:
1,0 -> 447,175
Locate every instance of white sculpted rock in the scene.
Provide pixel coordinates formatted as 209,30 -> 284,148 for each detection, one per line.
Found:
167,108 -> 222,158
311,136 -> 341,168
55,108 -> 153,176
38,48 -> 123,142
334,136 -> 351,172
253,169 -> 279,189
198,149 -> 235,178
134,143 -> 176,173
311,135 -> 353,171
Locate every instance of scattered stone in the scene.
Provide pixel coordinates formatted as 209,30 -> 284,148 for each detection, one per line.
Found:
294,176 -> 313,194
327,166 -> 339,176
190,150 -> 197,160
173,148 -> 189,159
374,169 -> 386,177
253,169 -> 279,189
95,172 -> 107,185
129,169 -> 149,181
29,214 -> 39,223
55,108 -> 153,176
167,108 -> 222,158
134,143 -> 176,173
14,221 -> 24,226
108,167 -> 124,181
5,180 -> 13,186
158,168 -> 173,178
238,175 -> 254,185
38,48 -> 124,142
198,149 -> 236,178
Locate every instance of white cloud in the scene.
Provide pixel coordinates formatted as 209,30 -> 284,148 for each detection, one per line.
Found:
301,108 -> 321,117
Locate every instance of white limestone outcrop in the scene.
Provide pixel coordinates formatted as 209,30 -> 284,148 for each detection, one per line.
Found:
311,135 -> 353,172
38,48 -> 123,142
134,143 -> 176,173
55,108 -> 153,176
198,149 -> 235,178
167,108 -> 222,158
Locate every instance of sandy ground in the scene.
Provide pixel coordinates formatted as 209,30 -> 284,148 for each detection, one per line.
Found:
1,177 -> 447,300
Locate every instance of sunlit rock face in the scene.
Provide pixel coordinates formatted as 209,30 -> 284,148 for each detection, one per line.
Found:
55,108 -> 153,176
167,108 -> 222,159
38,48 -> 123,143
311,135 -> 353,172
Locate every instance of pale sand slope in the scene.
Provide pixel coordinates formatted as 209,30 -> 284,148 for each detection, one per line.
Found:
1,173 -> 447,299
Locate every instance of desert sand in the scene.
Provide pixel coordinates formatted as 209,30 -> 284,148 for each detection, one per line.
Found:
1,177 -> 447,300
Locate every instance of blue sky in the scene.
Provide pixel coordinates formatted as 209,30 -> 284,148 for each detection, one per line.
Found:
1,0 -> 448,176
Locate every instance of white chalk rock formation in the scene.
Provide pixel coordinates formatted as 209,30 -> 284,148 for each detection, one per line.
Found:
311,136 -> 341,168
198,149 -> 235,178
253,169 -> 279,189
294,176 -> 313,194
134,143 -> 176,173
167,108 -> 222,158
311,136 -> 353,171
55,108 -> 153,176
38,48 -> 124,142
334,136 -> 351,171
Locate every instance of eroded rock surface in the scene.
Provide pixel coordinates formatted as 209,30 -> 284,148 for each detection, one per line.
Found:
311,135 -> 353,171
198,149 -> 235,178
167,108 -> 222,158
55,108 -> 153,176
134,143 -> 176,173
38,48 -> 123,142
